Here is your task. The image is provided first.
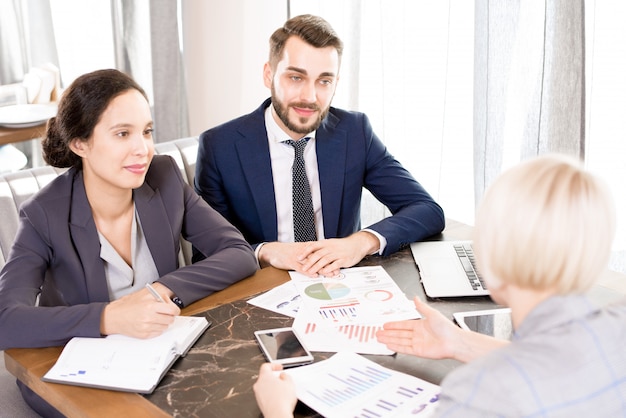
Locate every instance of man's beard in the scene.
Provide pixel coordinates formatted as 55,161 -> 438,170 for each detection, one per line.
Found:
271,85 -> 329,135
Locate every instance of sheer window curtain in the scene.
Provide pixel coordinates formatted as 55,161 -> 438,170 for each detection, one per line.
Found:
0,0 -> 58,85
585,0 -> 626,273
110,0 -> 189,142
292,0 -> 626,273
87,0 -> 189,142
290,0 -> 476,227
0,0 -> 188,144
474,0 -> 585,201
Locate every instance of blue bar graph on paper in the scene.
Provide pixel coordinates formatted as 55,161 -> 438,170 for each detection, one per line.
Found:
304,362 -> 433,416
293,352 -> 440,418
305,365 -> 391,407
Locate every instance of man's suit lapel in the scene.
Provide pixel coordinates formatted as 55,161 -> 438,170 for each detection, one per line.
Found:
316,112 -> 347,238
69,172 -> 111,302
236,109 -> 279,240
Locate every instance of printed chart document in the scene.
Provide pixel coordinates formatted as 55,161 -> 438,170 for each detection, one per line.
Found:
248,281 -> 302,318
285,351 -> 440,418
289,266 -> 420,354
42,315 -> 210,393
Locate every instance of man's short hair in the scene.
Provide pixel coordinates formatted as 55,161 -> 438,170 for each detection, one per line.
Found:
473,154 -> 615,294
268,14 -> 344,69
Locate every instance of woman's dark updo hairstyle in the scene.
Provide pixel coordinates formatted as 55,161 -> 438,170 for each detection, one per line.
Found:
42,69 -> 148,169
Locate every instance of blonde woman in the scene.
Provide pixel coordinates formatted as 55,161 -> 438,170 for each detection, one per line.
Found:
255,155 -> 626,417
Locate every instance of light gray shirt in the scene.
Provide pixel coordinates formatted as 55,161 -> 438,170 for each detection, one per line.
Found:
434,294 -> 626,417
98,206 -> 159,300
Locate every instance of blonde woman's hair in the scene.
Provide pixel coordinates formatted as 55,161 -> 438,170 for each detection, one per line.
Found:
473,154 -> 615,294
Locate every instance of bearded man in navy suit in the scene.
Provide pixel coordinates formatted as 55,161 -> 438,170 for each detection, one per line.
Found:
195,14 -> 445,277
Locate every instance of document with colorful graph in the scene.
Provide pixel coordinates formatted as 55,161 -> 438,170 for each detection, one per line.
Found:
289,266 -> 420,354
284,351 -> 440,418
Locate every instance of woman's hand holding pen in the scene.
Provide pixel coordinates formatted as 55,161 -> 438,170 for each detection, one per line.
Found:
100,282 -> 180,339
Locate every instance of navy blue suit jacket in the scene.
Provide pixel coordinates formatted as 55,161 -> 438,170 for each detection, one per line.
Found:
195,98 -> 445,256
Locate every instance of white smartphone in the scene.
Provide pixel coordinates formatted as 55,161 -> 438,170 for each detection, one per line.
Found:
254,327 -> 314,367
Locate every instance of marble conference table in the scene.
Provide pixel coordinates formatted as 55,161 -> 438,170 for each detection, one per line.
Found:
145,252 -> 496,417
5,220 -> 623,417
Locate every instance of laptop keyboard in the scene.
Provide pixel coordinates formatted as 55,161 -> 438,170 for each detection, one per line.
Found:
453,243 -> 487,291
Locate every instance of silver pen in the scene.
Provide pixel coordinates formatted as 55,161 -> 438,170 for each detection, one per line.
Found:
145,283 -> 165,302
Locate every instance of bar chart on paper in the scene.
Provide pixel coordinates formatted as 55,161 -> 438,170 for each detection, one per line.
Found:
290,266 -> 420,326
303,321 -> 381,343
297,319 -> 393,354
316,299 -> 359,323
287,352 -> 440,418
289,266 -> 421,354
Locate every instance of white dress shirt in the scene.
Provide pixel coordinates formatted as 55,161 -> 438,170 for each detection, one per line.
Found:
260,105 -> 386,258
265,105 -> 325,242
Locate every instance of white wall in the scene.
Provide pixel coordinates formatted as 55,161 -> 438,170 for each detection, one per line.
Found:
181,0 -> 287,136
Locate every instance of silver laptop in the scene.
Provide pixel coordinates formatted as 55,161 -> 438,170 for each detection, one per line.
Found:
410,240 -> 490,297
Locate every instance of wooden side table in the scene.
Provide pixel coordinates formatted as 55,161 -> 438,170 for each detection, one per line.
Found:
0,124 -> 47,146
0,124 -> 48,169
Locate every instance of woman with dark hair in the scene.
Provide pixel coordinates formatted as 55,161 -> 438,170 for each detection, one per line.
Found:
0,69 -> 257,416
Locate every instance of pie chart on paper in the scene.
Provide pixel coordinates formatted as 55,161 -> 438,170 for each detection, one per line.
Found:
304,283 -> 350,300
365,289 -> 393,301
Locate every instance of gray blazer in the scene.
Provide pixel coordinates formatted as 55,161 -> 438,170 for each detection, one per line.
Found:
0,155 -> 257,349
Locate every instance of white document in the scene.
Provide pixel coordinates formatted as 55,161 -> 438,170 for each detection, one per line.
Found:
247,281 -> 302,318
288,266 -> 419,326
288,266 -> 419,354
42,316 -> 210,393
285,351 -> 441,418
292,312 -> 395,354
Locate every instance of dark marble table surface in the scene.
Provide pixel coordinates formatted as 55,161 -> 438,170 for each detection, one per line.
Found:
143,224 -> 625,418
145,248 -> 498,417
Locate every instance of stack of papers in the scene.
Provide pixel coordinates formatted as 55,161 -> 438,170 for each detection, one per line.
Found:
248,266 -> 419,354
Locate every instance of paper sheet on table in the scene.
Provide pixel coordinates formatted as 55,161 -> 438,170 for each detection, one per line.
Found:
284,351 -> 441,418
247,281 -> 302,318
289,266 -> 420,354
292,308 -> 395,354
288,266 -> 419,325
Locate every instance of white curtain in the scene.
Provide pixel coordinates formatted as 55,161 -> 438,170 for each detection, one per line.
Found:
585,0 -> 626,273
291,0 -> 626,273
289,0 -> 476,226
0,0 -> 188,143
0,0 -> 59,85
103,0 -> 190,142
474,0 -> 585,200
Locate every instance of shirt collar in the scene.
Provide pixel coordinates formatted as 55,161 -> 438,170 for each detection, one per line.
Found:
265,104 -> 316,144
514,294 -> 599,340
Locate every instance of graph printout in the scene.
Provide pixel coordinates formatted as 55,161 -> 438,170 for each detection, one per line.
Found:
288,266 -> 419,326
289,266 -> 419,354
285,351 -> 440,418
247,281 -> 302,318
292,311 -> 393,354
